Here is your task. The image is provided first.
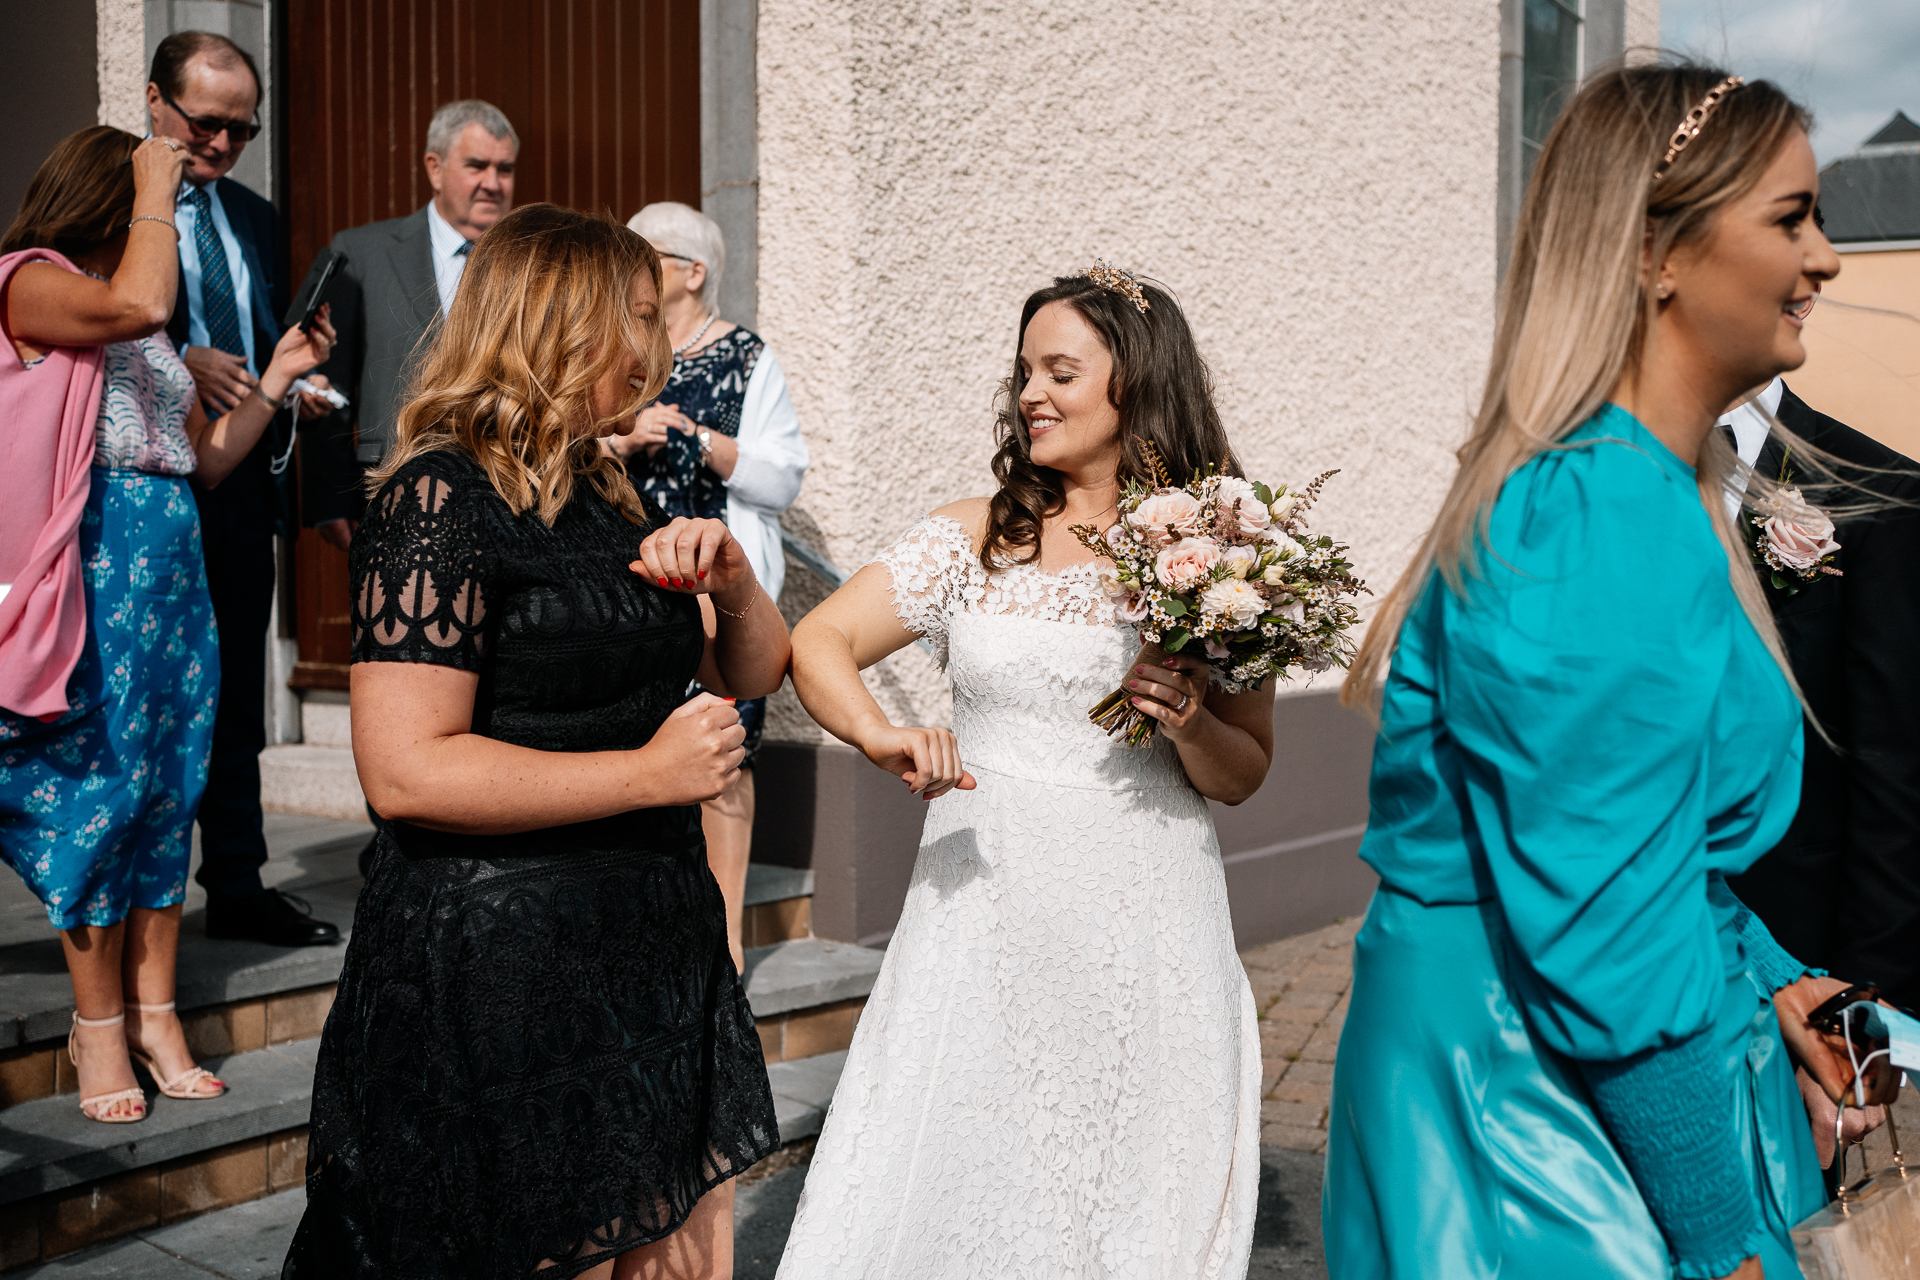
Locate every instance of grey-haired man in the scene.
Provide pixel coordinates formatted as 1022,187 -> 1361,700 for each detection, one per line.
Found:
302,100 -> 518,549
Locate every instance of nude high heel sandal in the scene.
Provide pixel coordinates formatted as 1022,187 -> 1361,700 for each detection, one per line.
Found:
68,1012 -> 147,1123
126,1001 -> 227,1100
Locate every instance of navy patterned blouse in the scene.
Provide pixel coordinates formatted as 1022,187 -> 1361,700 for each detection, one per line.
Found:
635,327 -> 766,522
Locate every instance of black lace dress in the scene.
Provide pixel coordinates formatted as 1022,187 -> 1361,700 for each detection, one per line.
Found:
282,450 -> 778,1280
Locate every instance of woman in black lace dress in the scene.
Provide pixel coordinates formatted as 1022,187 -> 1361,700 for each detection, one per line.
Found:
282,206 -> 790,1280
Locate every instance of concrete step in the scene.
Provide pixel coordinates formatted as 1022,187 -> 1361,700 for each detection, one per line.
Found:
258,743 -> 366,821
0,816 -> 368,1115
743,937 -> 883,1066
0,1040 -> 318,1208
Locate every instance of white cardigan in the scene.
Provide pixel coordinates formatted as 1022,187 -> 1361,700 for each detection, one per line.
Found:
723,347 -> 808,602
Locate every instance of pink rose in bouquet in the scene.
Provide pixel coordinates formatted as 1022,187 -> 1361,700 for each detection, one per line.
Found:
1129,491 -> 1203,547
1213,476 -> 1272,538
1154,537 -> 1221,591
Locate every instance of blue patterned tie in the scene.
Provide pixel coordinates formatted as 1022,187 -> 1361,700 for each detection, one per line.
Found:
185,185 -> 246,357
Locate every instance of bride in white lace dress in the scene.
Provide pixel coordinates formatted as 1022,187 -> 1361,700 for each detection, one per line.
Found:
777,268 -> 1272,1280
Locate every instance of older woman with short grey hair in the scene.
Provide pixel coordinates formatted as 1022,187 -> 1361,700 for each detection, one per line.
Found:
616,200 -> 808,973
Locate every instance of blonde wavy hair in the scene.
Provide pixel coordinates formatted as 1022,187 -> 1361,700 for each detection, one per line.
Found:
371,203 -> 671,525
1345,61 -> 1844,713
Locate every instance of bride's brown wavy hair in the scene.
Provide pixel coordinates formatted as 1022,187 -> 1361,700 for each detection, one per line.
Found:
370,203 -> 671,525
982,273 -> 1239,571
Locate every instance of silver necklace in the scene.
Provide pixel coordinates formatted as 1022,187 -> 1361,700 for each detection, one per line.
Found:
673,312 -> 717,357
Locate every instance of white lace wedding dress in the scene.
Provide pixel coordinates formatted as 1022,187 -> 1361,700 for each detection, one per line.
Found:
775,516 -> 1260,1280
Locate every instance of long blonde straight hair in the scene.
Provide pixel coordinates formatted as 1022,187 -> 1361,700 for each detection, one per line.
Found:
1343,62 -> 1819,710
371,203 -> 672,526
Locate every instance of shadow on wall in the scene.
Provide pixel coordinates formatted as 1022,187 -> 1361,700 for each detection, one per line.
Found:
753,688 -> 1378,950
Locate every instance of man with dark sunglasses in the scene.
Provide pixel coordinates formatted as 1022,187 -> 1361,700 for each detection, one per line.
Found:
146,30 -> 343,949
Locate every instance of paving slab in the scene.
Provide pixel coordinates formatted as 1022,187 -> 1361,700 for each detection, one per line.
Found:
765,1050 -> 846,1143
141,1183 -> 309,1279
0,1039 -> 318,1204
7,1236 -> 213,1279
742,939 -> 882,1019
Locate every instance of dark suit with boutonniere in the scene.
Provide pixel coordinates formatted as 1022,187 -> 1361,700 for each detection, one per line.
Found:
301,206 -> 444,522
1727,383 -> 1920,1013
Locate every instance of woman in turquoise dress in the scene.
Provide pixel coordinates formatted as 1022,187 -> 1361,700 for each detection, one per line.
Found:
1325,65 -> 1883,1279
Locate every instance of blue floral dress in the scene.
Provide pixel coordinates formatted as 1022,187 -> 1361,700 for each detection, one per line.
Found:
0,333 -> 218,928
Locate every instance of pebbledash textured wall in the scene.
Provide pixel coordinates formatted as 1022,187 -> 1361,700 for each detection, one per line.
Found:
756,0 -> 1508,744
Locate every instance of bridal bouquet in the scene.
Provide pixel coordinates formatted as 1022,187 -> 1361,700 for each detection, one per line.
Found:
1072,446 -> 1367,745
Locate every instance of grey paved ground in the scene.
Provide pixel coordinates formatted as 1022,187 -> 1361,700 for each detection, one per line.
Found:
19,1143 -> 1323,1278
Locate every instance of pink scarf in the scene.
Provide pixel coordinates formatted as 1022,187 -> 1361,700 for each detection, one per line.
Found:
0,249 -> 103,720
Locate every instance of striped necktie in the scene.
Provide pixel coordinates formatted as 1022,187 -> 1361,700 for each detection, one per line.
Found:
184,185 -> 246,357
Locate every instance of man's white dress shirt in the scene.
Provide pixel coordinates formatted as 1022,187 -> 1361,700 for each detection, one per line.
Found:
425,201 -> 473,316
1717,376 -> 1785,521
175,178 -> 258,373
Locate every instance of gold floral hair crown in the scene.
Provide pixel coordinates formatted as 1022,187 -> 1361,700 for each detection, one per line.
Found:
1082,260 -> 1150,315
1653,75 -> 1745,184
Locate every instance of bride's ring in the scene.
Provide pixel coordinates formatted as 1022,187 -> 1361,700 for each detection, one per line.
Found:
1176,694 -> 1188,711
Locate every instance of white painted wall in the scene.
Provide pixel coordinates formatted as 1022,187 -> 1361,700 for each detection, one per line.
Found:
757,1 -> 1504,741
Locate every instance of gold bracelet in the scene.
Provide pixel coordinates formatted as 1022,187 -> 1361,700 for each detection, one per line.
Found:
713,591 -> 755,621
128,215 -> 178,239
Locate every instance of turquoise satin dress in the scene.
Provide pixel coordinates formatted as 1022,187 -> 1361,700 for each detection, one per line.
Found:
1324,406 -> 1826,1278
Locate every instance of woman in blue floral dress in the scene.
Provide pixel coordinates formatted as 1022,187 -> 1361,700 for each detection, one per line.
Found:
0,127 -> 333,1123
616,201 -> 808,971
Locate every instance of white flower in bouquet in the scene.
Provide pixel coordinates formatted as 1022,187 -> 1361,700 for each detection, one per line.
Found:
1260,564 -> 1291,587
1269,491 -> 1299,521
1201,578 -> 1266,629
1130,491 -> 1203,547
1220,544 -> 1260,579
1154,536 -> 1221,591
1277,598 -> 1306,625
1264,529 -> 1306,561
1760,488 -> 1840,570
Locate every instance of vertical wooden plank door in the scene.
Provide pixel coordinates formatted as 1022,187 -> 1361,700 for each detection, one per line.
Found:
282,0 -> 702,688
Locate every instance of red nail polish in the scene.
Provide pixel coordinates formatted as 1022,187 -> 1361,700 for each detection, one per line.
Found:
698,570 -> 708,579
657,577 -> 669,586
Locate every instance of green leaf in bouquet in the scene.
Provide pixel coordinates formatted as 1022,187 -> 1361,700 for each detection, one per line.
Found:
1253,482 -> 1273,505
1159,597 -> 1188,617
1163,627 -> 1192,652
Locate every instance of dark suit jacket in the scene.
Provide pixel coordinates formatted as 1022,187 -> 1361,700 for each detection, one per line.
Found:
1728,384 -> 1920,1011
301,207 -> 441,522
164,176 -> 298,543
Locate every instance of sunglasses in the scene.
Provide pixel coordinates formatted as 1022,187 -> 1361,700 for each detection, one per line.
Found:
158,84 -> 262,142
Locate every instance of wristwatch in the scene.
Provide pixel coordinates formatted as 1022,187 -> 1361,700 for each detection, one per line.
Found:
697,428 -> 713,467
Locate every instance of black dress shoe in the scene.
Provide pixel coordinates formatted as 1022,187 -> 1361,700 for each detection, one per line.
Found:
205,888 -> 342,947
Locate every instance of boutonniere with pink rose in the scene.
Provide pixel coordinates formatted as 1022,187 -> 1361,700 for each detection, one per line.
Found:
1070,442 -> 1368,745
1746,462 -> 1842,597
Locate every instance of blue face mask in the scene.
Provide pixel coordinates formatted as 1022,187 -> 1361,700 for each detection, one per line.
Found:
1833,1001 -> 1920,1100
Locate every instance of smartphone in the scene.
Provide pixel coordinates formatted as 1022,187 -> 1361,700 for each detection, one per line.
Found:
1809,983 -> 1885,1054
285,248 -> 345,334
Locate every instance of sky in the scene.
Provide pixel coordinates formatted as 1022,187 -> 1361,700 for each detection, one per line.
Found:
1660,0 -> 1920,164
